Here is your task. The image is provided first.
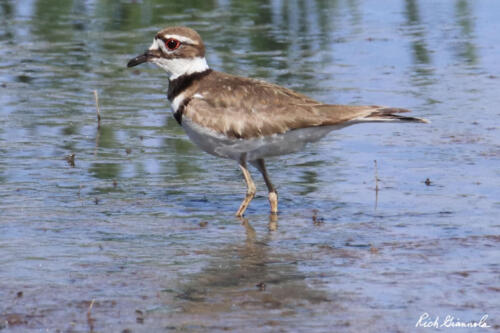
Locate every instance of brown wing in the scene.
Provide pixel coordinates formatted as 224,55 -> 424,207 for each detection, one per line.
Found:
183,71 -> 411,139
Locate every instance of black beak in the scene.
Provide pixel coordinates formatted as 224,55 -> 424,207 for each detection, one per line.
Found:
127,52 -> 148,67
127,50 -> 161,68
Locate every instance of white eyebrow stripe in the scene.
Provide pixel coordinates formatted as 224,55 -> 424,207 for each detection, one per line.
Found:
162,34 -> 198,45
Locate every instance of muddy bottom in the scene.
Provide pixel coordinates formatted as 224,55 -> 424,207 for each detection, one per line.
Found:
1,0 -> 499,332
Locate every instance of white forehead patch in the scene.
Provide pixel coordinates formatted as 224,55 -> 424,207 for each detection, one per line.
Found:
149,38 -> 171,54
149,38 -> 160,50
155,38 -> 169,54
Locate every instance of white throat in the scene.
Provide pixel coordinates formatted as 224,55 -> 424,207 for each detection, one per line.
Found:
151,56 -> 209,80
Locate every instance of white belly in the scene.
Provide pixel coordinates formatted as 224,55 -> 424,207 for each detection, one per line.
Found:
181,117 -> 347,162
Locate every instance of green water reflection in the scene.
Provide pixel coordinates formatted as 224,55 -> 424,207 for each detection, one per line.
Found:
1,1 -> 499,331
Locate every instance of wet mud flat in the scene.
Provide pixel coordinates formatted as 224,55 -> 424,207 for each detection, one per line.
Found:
1,198 -> 499,332
1,0 -> 500,331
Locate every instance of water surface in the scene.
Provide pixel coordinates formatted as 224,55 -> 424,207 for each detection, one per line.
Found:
0,0 -> 499,331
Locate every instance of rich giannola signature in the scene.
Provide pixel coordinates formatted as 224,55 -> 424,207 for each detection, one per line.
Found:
416,313 -> 491,329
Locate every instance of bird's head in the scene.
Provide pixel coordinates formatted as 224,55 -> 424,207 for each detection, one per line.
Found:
127,26 -> 209,80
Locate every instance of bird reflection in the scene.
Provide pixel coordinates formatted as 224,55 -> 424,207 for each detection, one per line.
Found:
268,214 -> 278,231
169,216 -> 328,323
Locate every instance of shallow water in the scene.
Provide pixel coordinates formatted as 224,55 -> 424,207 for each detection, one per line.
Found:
0,0 -> 499,332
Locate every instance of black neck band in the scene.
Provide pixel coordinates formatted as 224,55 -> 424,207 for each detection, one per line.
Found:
167,69 -> 212,101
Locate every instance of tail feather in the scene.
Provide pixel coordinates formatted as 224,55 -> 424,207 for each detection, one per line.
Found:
360,106 -> 429,124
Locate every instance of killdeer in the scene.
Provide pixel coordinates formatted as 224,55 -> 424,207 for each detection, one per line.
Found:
127,26 -> 427,217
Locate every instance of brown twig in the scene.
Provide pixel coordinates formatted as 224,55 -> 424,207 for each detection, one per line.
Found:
93,90 -> 101,156
87,299 -> 95,332
93,90 -> 101,129
374,160 -> 379,210
374,160 -> 380,192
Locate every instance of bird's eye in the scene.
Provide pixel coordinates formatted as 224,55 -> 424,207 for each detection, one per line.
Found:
166,38 -> 181,50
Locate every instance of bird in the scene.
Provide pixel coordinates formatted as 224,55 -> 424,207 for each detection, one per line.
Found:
127,26 -> 428,217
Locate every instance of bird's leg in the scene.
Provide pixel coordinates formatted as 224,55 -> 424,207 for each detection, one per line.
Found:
253,159 -> 278,214
236,158 -> 256,217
